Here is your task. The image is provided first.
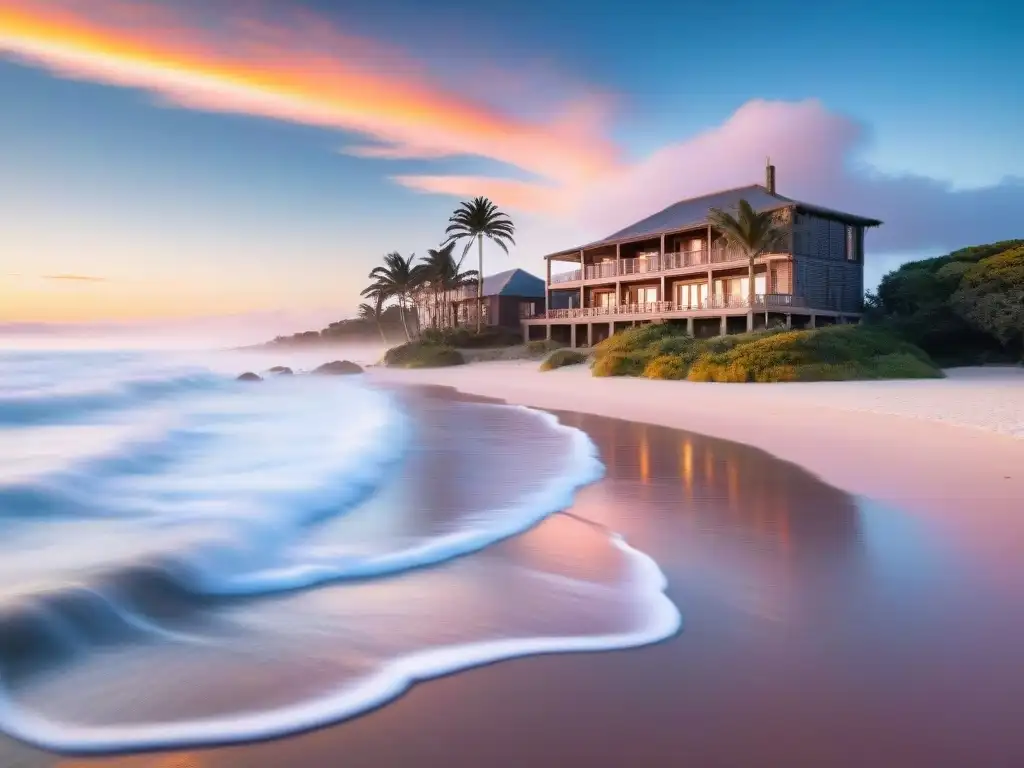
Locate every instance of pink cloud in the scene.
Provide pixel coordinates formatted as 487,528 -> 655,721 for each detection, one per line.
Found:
404,98 -> 1022,266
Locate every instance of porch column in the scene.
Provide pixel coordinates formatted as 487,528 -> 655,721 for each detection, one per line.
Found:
608,321 -> 614,339
810,314 -> 817,328
615,243 -> 622,310
719,316 -> 727,336
571,323 -> 578,349
686,317 -> 695,336
579,249 -> 585,309
545,324 -> 552,341
706,269 -> 714,307
587,323 -> 593,347
659,231 -> 667,302
785,313 -> 792,329
746,311 -> 754,332
545,258 -> 551,319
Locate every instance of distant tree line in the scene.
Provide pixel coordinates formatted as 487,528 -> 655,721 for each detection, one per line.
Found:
267,303 -> 417,347
360,196 -> 515,340
865,240 -> 1024,365
264,196 -> 516,348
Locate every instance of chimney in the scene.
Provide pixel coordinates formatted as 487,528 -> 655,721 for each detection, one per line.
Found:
766,158 -> 776,194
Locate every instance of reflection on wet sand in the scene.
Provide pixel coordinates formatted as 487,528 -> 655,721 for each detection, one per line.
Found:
60,755 -> 203,768
554,413 -> 863,626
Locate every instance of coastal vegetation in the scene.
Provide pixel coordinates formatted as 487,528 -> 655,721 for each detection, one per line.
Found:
265,303 -> 416,348
262,197 -> 516,357
540,349 -> 588,371
383,342 -> 465,369
591,324 -> 942,382
865,240 -> 1024,365
419,326 -> 521,348
443,197 -> 517,333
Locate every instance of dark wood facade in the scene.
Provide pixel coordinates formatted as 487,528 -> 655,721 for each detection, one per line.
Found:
523,180 -> 882,345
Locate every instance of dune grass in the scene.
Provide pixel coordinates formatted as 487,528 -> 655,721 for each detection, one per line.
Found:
539,349 -> 588,371
383,341 -> 465,368
591,324 -> 943,382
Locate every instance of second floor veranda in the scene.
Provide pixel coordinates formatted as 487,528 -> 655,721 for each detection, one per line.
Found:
549,243 -> 782,285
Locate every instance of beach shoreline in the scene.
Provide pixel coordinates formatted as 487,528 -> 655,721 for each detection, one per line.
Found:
4,369 -> 1024,766
370,362 -> 1024,521
10,377 -> 1024,767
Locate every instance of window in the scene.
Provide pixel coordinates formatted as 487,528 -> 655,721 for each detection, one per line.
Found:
518,301 -> 537,319
595,291 -> 615,308
676,282 -> 708,309
636,287 -> 658,304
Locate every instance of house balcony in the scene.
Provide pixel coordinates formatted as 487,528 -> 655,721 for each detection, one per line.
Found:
542,294 -> 808,320
549,246 -> 776,287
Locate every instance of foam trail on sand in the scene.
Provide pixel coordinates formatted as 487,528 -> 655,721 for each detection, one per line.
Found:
0,349 -> 684,754
214,407 -> 606,594
0,534 -> 681,754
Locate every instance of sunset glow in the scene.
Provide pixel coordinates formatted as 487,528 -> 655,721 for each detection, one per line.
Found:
1,0 -> 1019,327
0,0 -> 619,189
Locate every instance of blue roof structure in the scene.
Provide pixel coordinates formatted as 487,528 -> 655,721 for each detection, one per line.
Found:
480,268 -> 545,298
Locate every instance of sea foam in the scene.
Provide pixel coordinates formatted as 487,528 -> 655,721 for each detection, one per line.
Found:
0,349 -> 682,754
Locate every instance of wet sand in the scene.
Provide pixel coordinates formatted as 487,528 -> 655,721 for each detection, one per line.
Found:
6,392 -> 1024,766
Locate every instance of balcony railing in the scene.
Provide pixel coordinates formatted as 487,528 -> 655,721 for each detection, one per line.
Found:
550,246 -> 764,285
551,269 -> 583,284
543,294 -> 806,319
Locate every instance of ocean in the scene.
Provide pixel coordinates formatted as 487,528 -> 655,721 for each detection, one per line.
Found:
0,348 -> 680,754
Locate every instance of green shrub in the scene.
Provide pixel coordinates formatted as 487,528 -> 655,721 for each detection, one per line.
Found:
589,323 -> 942,383
539,349 -> 588,371
384,342 -> 465,368
643,354 -> 690,380
525,339 -> 566,357
592,351 -> 650,377
866,239 -> 1024,364
420,327 -> 521,349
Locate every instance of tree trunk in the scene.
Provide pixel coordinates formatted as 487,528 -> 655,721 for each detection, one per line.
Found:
747,256 -> 756,332
398,297 -> 412,341
375,319 -> 387,343
476,234 -> 484,334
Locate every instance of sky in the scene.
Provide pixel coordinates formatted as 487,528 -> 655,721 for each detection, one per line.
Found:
1,0 -> 1022,337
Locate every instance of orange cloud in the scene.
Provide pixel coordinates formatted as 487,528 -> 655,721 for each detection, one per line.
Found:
43,273 -> 107,282
0,0 -> 621,192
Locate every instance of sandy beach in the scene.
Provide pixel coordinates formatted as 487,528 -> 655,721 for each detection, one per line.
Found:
3,364 -> 1024,767
371,362 -> 1024,517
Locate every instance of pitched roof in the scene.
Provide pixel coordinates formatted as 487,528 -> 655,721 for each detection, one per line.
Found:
546,184 -> 883,258
480,268 -> 545,298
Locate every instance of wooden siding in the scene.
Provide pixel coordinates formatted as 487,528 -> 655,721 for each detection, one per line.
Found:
793,212 -> 863,263
791,213 -> 864,313
794,259 -> 862,313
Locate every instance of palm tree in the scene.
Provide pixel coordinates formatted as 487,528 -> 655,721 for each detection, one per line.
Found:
362,252 -> 419,340
707,199 -> 788,331
418,242 -> 479,328
357,297 -> 388,343
444,197 -> 515,333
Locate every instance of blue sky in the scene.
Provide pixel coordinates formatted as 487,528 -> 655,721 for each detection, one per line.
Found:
1,0 -> 1021,329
